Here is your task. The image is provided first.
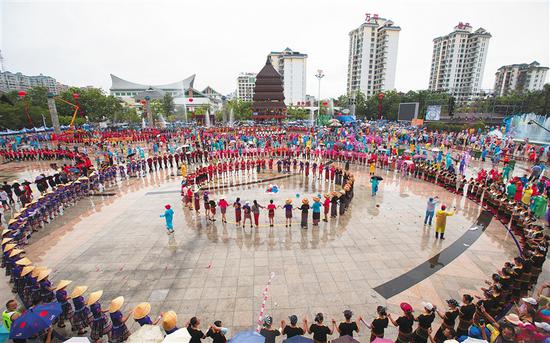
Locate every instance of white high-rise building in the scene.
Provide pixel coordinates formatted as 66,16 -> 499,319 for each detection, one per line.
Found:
236,73 -> 256,101
0,71 -> 59,94
493,61 -> 548,96
268,48 -> 307,105
346,14 -> 400,98
429,23 -> 491,101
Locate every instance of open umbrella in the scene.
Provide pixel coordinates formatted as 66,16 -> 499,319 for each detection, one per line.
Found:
128,324 -> 164,343
64,338 -> 91,343
228,330 -> 265,343
162,328 -> 191,343
10,302 -> 62,339
283,335 -> 314,343
331,336 -> 360,343
371,338 -> 394,343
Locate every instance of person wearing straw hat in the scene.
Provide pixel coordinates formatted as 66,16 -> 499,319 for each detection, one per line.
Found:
88,290 -> 112,343
322,194 -> 330,222
54,280 -> 74,329
311,196 -> 322,226
298,198 -> 310,229
109,296 -> 132,342
330,192 -> 339,218
70,285 -> 90,335
388,302 -> 415,343
38,269 -> 54,303
160,204 -> 174,234
283,199 -> 294,228
20,265 -> 34,306
133,302 -> 163,327
162,310 -> 179,335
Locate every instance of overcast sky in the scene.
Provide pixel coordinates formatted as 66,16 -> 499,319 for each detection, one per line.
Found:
1,0 -> 548,98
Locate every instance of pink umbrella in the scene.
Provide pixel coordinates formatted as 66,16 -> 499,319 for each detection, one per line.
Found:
371,339 -> 394,343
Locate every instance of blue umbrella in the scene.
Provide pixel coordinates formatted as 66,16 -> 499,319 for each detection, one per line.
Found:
10,303 -> 62,339
283,335 -> 314,343
229,330 -> 265,343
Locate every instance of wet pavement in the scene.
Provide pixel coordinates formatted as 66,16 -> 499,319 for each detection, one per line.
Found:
0,159 -> 546,341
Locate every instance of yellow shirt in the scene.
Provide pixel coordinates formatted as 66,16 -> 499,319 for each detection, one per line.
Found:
522,188 -> 533,205
435,210 -> 455,232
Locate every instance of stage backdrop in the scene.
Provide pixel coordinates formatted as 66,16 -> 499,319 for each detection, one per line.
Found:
425,105 -> 442,121
398,102 -> 419,121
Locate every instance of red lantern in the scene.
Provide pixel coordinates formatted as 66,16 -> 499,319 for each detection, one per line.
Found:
140,100 -> 146,105
322,101 -> 329,107
17,90 -> 26,98
72,93 -> 80,100
377,92 -> 385,100
188,98 -> 193,103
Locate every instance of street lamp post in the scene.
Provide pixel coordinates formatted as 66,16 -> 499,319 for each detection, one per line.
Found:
314,70 -> 325,127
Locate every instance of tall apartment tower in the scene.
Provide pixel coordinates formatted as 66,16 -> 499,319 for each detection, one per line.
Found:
268,48 -> 307,106
236,73 -> 257,101
429,23 -> 491,101
493,61 -> 548,96
346,14 -> 401,98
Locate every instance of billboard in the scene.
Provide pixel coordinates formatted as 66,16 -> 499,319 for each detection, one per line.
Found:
398,102 -> 419,121
425,105 -> 441,121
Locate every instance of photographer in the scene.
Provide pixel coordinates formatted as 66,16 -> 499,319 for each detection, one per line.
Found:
476,304 -> 517,343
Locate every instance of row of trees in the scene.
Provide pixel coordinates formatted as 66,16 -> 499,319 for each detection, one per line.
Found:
2,84 -> 548,129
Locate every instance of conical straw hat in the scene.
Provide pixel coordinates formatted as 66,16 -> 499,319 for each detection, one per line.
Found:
54,280 -> 72,291
109,296 -> 124,313
69,285 -> 88,299
162,311 -> 178,331
133,302 -> 151,320
86,290 -> 104,305
15,257 -> 31,266
21,265 -> 34,277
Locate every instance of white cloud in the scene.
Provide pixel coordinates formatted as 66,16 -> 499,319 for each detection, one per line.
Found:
1,0 -> 548,97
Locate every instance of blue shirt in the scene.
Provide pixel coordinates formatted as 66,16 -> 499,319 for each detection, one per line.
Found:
311,202 -> 322,213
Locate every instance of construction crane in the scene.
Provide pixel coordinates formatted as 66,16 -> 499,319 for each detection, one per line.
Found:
54,97 -> 80,128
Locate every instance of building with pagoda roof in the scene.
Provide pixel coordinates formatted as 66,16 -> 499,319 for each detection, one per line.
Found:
252,58 -> 286,120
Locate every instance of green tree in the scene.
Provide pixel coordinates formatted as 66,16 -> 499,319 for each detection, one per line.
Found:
287,106 -> 309,119
162,93 -> 175,116
227,99 -> 252,120
56,87 -> 123,122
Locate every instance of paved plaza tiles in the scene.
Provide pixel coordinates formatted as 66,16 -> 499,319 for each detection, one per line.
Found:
0,160 -> 545,340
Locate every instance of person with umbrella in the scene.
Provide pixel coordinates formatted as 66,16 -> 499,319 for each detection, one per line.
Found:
109,296 -> 132,343
88,290 -> 112,343
370,176 -> 382,196
281,315 -> 307,338
9,302 -> 58,343
53,280 -> 73,329
2,299 -> 21,334
160,204 -> 175,234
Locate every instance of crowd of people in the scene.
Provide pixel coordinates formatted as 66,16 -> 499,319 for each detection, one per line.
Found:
0,120 -> 548,343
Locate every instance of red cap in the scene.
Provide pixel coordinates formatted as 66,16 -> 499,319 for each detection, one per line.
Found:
441,205 -> 447,210
400,302 -> 413,312
165,204 -> 171,209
